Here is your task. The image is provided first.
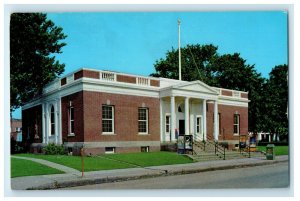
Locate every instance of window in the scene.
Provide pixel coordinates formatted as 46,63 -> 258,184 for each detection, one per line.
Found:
165,114 -> 170,133
234,114 -> 240,135
218,113 -> 221,135
50,105 -> 55,135
15,127 -> 21,132
141,146 -> 149,152
69,106 -> 75,134
196,116 -> 202,134
138,108 -> 148,134
178,103 -> 184,113
102,105 -> 114,133
105,147 -> 115,154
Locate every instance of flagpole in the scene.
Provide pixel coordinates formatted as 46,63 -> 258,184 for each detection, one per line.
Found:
178,19 -> 182,81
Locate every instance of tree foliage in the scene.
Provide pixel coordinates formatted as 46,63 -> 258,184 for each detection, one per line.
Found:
150,44 -> 218,84
151,44 -> 287,137
262,65 -> 288,139
10,13 -> 67,111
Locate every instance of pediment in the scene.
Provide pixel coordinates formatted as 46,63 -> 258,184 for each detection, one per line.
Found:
172,80 -> 219,95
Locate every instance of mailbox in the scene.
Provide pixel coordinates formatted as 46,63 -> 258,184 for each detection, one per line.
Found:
266,144 -> 275,160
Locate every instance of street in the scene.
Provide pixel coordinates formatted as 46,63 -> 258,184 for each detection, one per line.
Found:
61,162 -> 289,189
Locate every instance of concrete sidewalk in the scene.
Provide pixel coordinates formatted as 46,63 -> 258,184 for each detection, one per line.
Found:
11,155 -> 288,190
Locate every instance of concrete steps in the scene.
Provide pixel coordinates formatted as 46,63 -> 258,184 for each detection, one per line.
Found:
190,141 -> 266,162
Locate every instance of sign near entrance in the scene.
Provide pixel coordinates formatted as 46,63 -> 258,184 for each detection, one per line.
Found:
177,135 -> 193,154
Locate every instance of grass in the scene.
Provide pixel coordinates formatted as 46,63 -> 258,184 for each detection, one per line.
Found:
11,157 -> 64,178
15,151 -> 193,172
257,145 -> 289,156
103,152 -> 193,167
15,153 -> 135,172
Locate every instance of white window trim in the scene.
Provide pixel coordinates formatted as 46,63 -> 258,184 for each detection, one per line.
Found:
218,113 -> 222,136
50,105 -> 55,136
102,105 -> 115,134
233,114 -> 240,135
68,106 -> 75,136
105,147 -> 115,154
165,113 -> 171,134
141,146 -> 150,152
138,108 -> 148,134
196,115 -> 203,135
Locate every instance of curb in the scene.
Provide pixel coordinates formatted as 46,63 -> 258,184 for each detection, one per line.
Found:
27,158 -> 288,190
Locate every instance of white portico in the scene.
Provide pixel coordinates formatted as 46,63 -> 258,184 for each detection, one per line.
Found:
159,79 -> 220,143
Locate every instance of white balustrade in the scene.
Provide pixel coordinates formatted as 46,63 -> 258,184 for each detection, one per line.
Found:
233,91 -> 241,98
101,72 -> 116,81
136,77 -> 149,86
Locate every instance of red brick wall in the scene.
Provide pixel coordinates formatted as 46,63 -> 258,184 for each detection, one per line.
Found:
61,92 -> 84,143
116,74 -> 136,84
206,103 -> 248,141
221,90 -> 232,96
74,70 -> 100,80
150,80 -> 160,87
241,93 -> 248,98
61,78 -> 67,86
82,91 -> 160,142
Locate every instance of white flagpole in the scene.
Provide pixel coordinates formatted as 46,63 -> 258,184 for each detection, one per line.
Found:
178,19 -> 182,81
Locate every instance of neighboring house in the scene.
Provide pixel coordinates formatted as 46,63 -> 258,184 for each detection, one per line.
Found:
10,118 -> 22,142
22,68 -> 249,155
257,132 -> 280,142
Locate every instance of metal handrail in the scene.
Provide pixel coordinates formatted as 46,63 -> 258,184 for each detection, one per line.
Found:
192,134 -> 226,160
239,144 -> 251,158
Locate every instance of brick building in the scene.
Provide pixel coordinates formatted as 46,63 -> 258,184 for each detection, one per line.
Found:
22,68 -> 249,155
11,118 -> 22,141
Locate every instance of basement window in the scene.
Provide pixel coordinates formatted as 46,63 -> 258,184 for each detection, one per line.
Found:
141,146 -> 149,152
105,147 -> 115,154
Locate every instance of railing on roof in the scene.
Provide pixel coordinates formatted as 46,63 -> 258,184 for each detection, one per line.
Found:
214,87 -> 246,99
66,74 -> 74,84
233,91 -> 241,98
136,77 -> 149,86
44,80 -> 60,94
100,72 -> 116,81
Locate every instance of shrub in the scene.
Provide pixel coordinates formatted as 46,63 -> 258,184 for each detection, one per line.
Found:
43,143 -> 65,155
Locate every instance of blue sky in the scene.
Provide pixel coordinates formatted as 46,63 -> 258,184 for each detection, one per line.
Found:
13,11 -> 288,118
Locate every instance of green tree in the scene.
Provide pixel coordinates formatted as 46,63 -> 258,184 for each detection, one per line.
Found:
10,13 -> 67,111
151,44 -> 218,84
208,53 -> 266,133
151,44 -> 266,134
262,64 -> 288,141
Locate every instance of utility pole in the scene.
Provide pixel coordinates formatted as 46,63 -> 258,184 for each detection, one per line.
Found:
178,19 -> 182,81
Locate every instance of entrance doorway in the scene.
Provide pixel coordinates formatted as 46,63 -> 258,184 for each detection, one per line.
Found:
179,120 -> 185,135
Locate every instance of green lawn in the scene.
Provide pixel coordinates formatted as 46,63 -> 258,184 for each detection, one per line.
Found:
15,152 -> 193,172
15,154 -> 135,172
103,152 -> 193,167
257,146 -> 289,156
11,157 -> 64,178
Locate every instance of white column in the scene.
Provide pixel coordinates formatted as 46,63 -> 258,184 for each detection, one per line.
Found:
214,100 -> 219,141
55,103 -> 59,144
42,104 -> 46,143
45,103 -> 49,144
170,96 -> 176,142
160,98 -> 164,142
202,99 -> 207,141
185,97 -> 190,135
59,99 -> 62,144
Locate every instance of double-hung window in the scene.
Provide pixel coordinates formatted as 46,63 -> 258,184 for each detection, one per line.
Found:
102,105 -> 114,134
138,108 -> 148,134
233,114 -> 240,135
165,114 -> 170,133
69,106 -> 74,135
50,105 -> 55,135
196,116 -> 202,134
